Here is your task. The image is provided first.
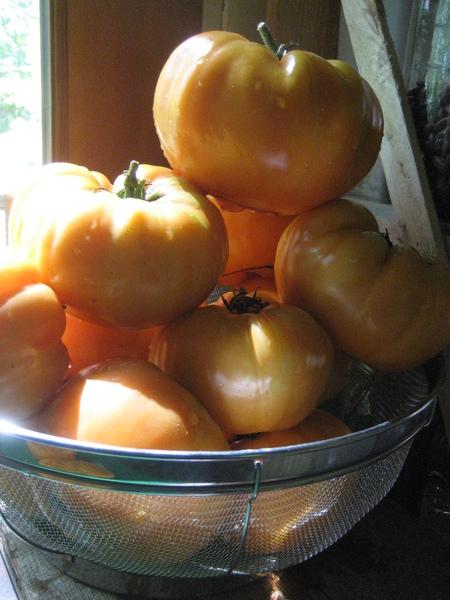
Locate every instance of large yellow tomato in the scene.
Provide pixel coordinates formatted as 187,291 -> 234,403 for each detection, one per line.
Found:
0,252 -> 69,420
211,197 -> 293,286
153,27 -> 383,215
232,409 -> 351,450
8,161 -> 228,328
62,312 -> 156,377
217,276 -> 351,403
149,290 -> 334,436
275,198 -> 450,371
27,358 -> 232,569
39,358 -> 229,451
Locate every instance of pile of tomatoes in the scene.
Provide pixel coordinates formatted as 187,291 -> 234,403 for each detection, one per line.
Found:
1,26 -> 450,453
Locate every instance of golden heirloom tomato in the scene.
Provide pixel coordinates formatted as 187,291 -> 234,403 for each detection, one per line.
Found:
149,290 -> 334,436
0,252 -> 69,420
275,198 -> 450,371
39,358 -> 229,451
9,161 -> 228,328
62,313 -> 157,377
210,197 -> 294,286
153,28 -> 383,215
32,359 -> 233,566
232,409 -> 350,450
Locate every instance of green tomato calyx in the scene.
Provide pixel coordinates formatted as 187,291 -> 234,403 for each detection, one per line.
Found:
117,161 -> 164,202
222,288 -> 269,314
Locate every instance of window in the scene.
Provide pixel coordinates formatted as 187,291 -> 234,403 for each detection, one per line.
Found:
0,0 -> 43,247
0,0 -> 43,192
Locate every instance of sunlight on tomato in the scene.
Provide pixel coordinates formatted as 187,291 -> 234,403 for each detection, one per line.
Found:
38,358 -> 229,451
28,356 -> 234,567
154,29 -> 382,215
9,162 -> 228,328
150,292 -> 334,435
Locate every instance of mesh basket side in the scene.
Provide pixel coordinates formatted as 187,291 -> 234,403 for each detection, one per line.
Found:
0,441 -> 411,577
235,441 -> 411,573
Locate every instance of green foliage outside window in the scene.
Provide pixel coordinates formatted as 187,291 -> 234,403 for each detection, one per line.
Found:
0,0 -> 35,133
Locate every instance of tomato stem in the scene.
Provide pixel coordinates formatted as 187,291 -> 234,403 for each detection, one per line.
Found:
117,161 -> 146,199
257,22 -> 298,59
257,22 -> 278,54
222,288 -> 269,314
257,22 -> 288,59
116,161 -> 164,202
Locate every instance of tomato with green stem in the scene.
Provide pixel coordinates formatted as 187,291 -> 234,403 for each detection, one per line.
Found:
149,288 -> 334,436
9,161 -> 228,328
153,22 -> 383,216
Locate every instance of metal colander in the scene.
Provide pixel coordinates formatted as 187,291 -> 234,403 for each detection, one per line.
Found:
0,356 -> 444,596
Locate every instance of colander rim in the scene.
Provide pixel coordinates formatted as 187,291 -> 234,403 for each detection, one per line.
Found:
0,354 -> 444,492
0,390 -> 437,457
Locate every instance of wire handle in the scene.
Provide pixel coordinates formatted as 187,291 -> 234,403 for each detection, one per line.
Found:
227,459 -> 263,574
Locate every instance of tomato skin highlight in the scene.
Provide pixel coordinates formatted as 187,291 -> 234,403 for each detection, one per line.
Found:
8,162 -> 228,328
38,358 -> 230,451
149,298 -> 334,436
275,198 -> 450,371
153,30 -> 383,215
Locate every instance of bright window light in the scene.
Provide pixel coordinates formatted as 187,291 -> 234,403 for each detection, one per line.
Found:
0,1 -> 42,190
0,0 -> 43,246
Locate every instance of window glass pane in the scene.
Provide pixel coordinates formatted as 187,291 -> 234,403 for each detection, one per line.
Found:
0,0 -> 42,196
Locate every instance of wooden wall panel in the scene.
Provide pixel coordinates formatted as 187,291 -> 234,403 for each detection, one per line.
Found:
266,0 -> 340,57
202,0 -> 340,57
51,0 -> 203,180
51,1 -> 340,179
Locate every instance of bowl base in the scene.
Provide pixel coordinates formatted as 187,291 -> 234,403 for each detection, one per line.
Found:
44,551 -> 260,598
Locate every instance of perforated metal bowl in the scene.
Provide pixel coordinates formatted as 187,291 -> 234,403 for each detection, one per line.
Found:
0,356 -> 444,597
